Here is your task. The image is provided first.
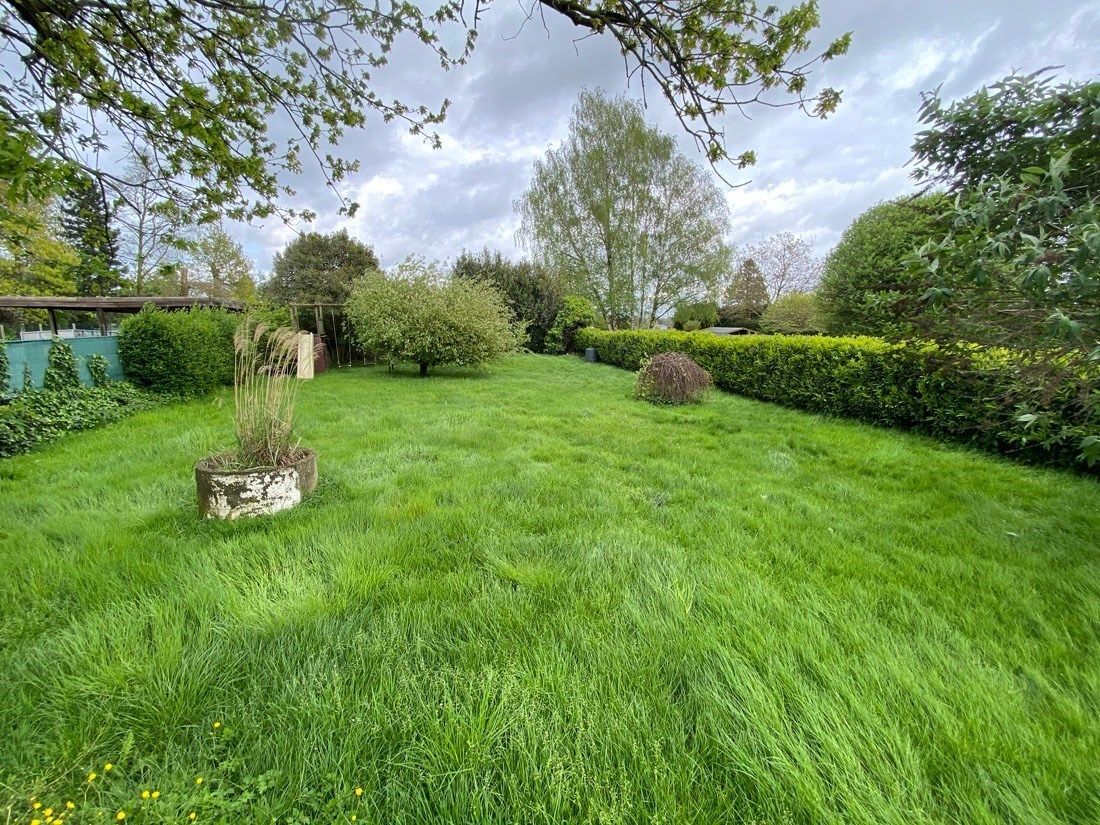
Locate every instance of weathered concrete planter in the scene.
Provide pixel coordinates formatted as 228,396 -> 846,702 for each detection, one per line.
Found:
195,450 -> 317,519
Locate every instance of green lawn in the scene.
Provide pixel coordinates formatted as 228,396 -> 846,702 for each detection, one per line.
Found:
1,355 -> 1098,824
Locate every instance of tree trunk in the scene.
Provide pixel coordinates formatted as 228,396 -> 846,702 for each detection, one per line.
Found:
419,362 -> 428,377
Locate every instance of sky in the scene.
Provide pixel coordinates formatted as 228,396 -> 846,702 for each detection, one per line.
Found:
229,0 -> 1100,276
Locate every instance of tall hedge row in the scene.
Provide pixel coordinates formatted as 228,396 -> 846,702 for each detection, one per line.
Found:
575,328 -> 1098,471
118,306 -> 238,395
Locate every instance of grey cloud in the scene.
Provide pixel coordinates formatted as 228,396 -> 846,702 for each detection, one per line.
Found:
231,0 -> 1100,277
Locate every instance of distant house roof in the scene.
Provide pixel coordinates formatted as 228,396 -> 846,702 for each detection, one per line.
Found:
704,326 -> 753,335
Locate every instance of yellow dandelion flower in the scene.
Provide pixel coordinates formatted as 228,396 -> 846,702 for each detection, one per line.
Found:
194,776 -> 203,785
45,817 -> 54,824
213,721 -> 222,729
66,802 -> 76,810
354,787 -> 363,797
33,802 -> 42,809
141,791 -> 150,800
116,811 -> 126,821
104,763 -> 114,772
87,772 -> 97,782
30,820 -> 40,825
151,790 -> 160,800
44,809 -> 53,817
351,816 -> 357,822
188,812 -> 197,821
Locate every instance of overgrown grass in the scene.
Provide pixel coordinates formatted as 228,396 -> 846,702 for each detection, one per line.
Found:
1,355 -> 1097,824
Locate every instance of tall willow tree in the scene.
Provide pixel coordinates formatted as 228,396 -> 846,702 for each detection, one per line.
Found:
0,1 -> 849,223
517,91 -> 732,328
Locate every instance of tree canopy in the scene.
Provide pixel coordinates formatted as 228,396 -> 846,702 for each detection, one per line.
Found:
816,195 -> 948,336
187,224 -> 257,302
0,0 -> 849,223
672,301 -> 719,331
518,90 -> 732,329
0,196 -> 78,297
451,249 -> 562,353
265,230 -> 379,308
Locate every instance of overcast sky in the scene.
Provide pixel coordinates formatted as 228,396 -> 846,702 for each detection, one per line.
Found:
230,0 -> 1100,276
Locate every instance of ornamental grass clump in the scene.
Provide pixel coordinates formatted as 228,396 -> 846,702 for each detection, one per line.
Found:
634,351 -> 711,405
232,321 -> 303,468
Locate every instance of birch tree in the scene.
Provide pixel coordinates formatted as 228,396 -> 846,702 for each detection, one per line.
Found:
517,91 -> 731,328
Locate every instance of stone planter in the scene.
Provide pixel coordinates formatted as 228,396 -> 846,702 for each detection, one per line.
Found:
195,450 -> 317,520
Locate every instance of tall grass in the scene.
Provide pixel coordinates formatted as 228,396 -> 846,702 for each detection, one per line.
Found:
1,356 -> 1097,823
232,320 -> 304,468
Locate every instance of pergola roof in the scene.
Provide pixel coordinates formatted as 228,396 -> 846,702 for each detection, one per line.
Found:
0,296 -> 245,312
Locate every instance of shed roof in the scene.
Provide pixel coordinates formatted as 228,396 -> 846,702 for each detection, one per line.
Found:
0,296 -> 245,312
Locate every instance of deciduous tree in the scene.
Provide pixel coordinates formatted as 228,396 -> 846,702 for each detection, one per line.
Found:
743,232 -> 822,302
188,224 -> 257,302
0,197 -> 78,297
266,230 -> 380,308
451,249 -> 562,353
910,71 -> 1099,361
346,259 -> 524,376
759,292 -> 821,334
518,90 -> 732,329
115,154 -> 191,294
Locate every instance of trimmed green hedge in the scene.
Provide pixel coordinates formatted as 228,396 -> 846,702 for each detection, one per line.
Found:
118,306 -> 238,395
575,328 -> 1098,471
0,383 -> 161,458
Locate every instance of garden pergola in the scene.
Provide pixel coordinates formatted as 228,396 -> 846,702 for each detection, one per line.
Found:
0,296 -> 245,336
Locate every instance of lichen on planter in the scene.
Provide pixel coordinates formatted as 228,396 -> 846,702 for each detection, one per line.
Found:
195,449 -> 317,520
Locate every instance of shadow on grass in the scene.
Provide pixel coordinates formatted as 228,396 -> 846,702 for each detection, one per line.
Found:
375,365 -> 494,381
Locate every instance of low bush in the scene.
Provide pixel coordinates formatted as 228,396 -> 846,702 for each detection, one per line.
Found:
0,383 -> 161,458
575,327 -> 1098,470
118,306 -> 238,395
635,352 -> 711,404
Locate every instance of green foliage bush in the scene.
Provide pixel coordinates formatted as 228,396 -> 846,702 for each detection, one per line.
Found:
672,300 -> 719,331
545,295 -> 598,355
574,327 -> 1098,470
635,351 -> 711,404
0,383 -> 160,458
346,260 -> 525,376
87,353 -> 110,387
118,306 -> 238,395
43,337 -> 81,391
816,195 -> 948,336
758,293 -> 823,335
